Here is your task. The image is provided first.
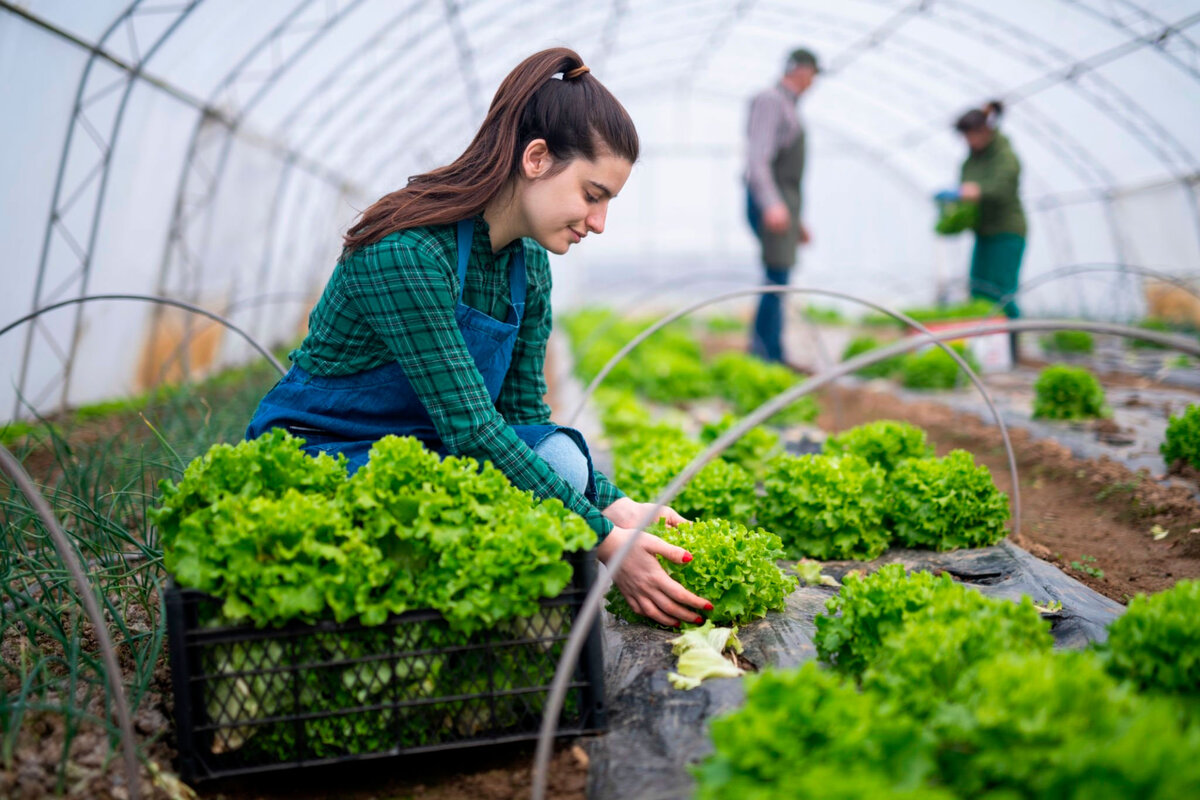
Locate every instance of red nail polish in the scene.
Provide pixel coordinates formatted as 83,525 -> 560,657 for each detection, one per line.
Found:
694,616 -> 705,624
704,602 -> 714,611
682,553 -> 693,563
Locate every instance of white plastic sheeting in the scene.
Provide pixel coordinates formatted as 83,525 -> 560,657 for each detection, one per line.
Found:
2,0 -> 1198,420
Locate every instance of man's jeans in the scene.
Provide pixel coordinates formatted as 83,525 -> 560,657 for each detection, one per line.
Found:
750,266 -> 790,363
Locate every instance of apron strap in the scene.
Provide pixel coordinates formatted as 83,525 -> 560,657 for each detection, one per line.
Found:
509,242 -> 527,310
457,217 -> 528,313
456,218 -> 473,303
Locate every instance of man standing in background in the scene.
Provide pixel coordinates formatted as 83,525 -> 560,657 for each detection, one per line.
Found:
745,47 -> 818,364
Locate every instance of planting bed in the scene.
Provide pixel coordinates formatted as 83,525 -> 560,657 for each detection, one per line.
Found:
590,542 -> 1122,800
817,380 -> 1200,602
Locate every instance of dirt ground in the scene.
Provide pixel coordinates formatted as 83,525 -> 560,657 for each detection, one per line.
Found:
816,383 -> 1200,603
193,743 -> 588,800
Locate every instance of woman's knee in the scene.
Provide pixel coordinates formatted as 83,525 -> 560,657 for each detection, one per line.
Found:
533,431 -> 589,493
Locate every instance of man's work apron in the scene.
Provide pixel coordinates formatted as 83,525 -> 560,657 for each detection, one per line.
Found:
747,127 -> 806,269
245,218 -> 598,498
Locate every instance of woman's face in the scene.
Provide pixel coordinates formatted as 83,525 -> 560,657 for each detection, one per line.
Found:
964,128 -> 993,153
519,143 -> 633,255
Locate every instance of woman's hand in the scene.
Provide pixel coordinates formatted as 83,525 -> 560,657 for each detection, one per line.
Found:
603,497 -> 688,529
960,181 -> 981,202
597,527 -> 712,627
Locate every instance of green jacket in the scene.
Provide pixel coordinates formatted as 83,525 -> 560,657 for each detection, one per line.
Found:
961,133 -> 1027,238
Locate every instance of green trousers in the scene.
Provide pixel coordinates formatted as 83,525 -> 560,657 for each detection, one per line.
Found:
970,233 -> 1026,319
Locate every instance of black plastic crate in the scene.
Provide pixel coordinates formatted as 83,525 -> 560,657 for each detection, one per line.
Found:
166,549 -> 605,782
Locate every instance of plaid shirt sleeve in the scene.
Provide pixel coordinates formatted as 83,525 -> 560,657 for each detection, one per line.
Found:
497,246 -> 628,510
593,470 -> 626,508
347,233 -> 613,538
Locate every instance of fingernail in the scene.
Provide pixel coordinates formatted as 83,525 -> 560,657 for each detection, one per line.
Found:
682,553 -> 693,563
704,602 -> 714,611
694,616 -> 705,624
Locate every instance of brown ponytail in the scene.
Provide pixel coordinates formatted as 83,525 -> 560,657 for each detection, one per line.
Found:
343,47 -> 639,252
955,98 -> 1005,133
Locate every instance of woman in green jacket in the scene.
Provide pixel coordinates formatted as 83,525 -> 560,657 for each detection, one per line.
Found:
956,100 -> 1027,358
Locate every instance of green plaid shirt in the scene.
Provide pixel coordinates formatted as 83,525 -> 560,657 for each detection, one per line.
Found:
291,216 -> 622,537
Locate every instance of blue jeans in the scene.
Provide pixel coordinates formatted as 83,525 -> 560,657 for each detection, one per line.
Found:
751,266 -> 790,363
533,431 -> 590,495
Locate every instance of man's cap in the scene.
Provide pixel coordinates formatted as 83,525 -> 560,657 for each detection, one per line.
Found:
787,47 -> 820,73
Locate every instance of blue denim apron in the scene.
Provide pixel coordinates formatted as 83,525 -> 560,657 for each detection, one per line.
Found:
245,219 -> 598,500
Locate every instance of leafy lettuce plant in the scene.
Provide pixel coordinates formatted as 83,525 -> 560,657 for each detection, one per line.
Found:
860,589 -> 1052,717
813,565 -> 946,677
156,433 -> 594,631
1041,329 -> 1095,354
887,449 -> 1009,550
1032,364 -> 1109,419
823,419 -> 934,473
1161,403 -> 1200,471
167,489 -> 369,626
638,344 -> 713,403
710,352 -> 819,425
564,309 -> 712,401
342,436 -> 595,632
840,335 -> 906,379
759,453 -> 889,560
151,427 -> 347,551
594,387 -> 655,439
1102,578 -> 1200,696
607,519 -> 796,626
693,663 -> 943,800
927,651 -> 1200,799
899,342 -> 981,390
698,414 -> 782,480
612,436 -> 756,524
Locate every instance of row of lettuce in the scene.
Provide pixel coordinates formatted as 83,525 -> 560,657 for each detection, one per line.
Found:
694,567 -> 1200,799
601,393 -> 1009,568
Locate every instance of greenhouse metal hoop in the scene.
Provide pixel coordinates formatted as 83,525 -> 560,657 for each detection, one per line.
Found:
0,445 -> 141,800
0,293 -> 287,377
534,317 -> 1200,800
565,284 -> 1023,541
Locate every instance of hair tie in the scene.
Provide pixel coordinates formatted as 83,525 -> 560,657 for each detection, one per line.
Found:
564,65 -> 590,80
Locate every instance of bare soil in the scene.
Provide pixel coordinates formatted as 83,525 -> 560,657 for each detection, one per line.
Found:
194,743 -> 588,800
817,383 -> 1200,603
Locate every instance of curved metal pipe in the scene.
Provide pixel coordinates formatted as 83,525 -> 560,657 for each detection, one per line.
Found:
533,317 -> 1200,800
0,294 -> 287,384
565,284 -> 1021,542
0,445 -> 140,800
